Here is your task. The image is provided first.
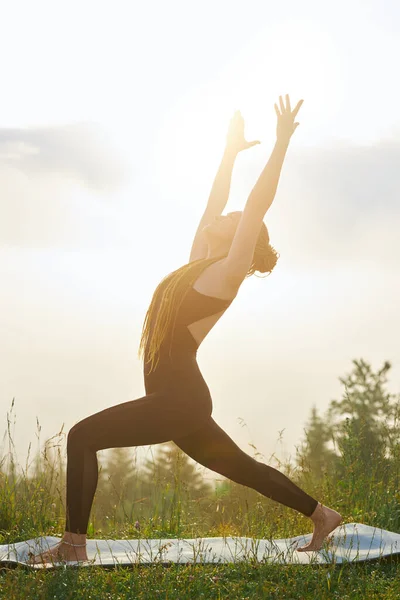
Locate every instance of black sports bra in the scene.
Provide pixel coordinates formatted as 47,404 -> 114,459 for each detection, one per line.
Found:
178,286 -> 234,328
143,285 -> 235,379
190,286 -> 233,304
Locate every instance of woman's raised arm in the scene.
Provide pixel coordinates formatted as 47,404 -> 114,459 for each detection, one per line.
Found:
222,95 -> 303,282
189,112 -> 259,262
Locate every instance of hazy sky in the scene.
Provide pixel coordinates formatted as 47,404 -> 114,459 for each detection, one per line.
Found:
1,0 -> 400,484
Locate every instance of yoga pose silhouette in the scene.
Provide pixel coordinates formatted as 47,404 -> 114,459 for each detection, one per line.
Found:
29,95 -> 341,565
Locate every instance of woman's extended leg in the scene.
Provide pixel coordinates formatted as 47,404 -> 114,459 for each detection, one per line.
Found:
173,417 -> 342,550
174,417 -> 318,516
65,390 -> 201,536
29,389 -> 211,564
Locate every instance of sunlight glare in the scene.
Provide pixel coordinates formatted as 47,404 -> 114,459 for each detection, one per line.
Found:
153,18 -> 344,208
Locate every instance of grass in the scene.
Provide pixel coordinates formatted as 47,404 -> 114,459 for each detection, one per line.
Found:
1,396 -> 400,599
1,560 -> 400,600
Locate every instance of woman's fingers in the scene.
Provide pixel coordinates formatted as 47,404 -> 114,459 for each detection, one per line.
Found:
274,95 -> 303,139
275,95 -> 303,118
246,140 -> 261,148
277,95 -> 303,117
292,99 -> 304,119
276,95 -> 304,138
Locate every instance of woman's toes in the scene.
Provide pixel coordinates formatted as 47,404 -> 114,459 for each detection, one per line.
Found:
28,548 -> 59,565
27,541 -> 88,565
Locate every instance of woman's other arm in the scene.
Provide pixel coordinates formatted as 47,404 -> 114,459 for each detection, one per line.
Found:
223,95 -> 303,281
189,112 -> 259,262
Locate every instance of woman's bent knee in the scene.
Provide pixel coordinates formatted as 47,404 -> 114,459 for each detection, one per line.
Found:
67,421 -> 88,449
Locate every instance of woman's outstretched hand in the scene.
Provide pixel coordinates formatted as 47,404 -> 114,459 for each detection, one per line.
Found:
225,110 -> 260,154
274,95 -> 304,141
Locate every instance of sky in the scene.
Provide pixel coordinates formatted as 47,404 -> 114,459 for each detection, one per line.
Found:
1,0 -> 400,486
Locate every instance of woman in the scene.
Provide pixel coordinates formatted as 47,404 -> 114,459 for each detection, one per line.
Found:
30,95 -> 341,565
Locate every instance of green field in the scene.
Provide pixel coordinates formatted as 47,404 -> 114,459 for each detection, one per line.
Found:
2,359 -> 400,599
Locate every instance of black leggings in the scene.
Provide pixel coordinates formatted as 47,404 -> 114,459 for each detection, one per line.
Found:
65,388 -> 318,534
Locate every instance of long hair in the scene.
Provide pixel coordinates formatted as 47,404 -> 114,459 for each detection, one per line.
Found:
138,221 -> 279,374
248,220 -> 279,278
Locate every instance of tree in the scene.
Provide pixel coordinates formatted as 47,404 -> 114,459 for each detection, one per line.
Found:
95,447 -> 149,530
295,405 -> 338,482
324,359 -> 400,513
142,442 -> 211,496
141,442 -> 212,534
328,359 -> 398,473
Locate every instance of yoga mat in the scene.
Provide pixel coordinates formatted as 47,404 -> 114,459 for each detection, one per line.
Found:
1,523 -> 400,569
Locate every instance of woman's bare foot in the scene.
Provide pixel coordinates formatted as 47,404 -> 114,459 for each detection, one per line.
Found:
296,502 -> 342,552
28,531 -> 89,565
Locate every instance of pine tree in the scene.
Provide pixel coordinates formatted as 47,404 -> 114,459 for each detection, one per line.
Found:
295,404 -> 338,481
328,359 -> 397,474
141,442 -> 212,535
95,447 -> 146,530
325,359 -> 400,512
142,442 -> 211,496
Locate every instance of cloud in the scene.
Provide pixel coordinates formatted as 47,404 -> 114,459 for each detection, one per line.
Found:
260,137 -> 400,268
0,122 -> 128,192
0,123 -> 131,249
1,129 -> 400,256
